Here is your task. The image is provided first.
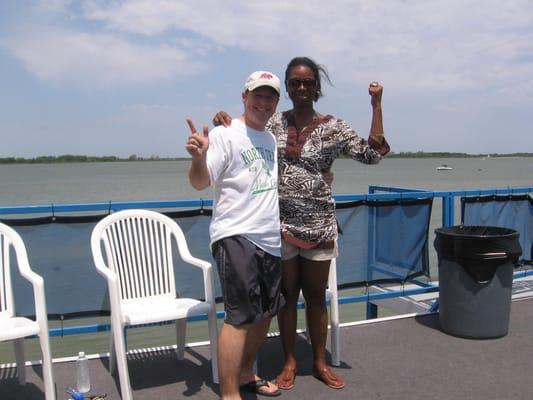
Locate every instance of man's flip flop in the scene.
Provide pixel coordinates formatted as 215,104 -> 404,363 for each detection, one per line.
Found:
240,379 -> 282,397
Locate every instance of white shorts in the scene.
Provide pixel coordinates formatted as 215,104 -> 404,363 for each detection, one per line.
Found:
281,239 -> 338,261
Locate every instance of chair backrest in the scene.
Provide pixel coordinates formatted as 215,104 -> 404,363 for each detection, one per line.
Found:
0,224 -> 16,318
91,210 -> 187,302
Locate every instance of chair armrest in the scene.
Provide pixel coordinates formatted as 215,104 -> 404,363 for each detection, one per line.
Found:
171,224 -> 212,273
171,237 -> 216,304
90,236 -> 124,318
200,265 -> 216,305
93,258 -> 119,282
11,234 -> 49,325
91,234 -> 121,283
184,256 -> 212,272
92,257 -> 123,317
175,242 -> 217,302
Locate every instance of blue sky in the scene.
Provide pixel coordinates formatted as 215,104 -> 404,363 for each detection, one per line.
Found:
0,0 -> 532,158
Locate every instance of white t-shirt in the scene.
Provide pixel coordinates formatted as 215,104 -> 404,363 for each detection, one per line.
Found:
206,118 -> 281,256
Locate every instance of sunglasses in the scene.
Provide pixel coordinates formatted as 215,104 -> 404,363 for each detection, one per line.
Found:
287,78 -> 317,89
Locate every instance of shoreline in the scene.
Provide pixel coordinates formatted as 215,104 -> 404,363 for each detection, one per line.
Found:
1,153 -> 533,165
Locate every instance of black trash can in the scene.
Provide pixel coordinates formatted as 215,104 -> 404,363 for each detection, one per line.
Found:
434,226 -> 522,339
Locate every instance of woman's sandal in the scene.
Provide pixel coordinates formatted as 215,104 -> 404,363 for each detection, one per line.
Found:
275,367 -> 297,390
312,366 -> 345,389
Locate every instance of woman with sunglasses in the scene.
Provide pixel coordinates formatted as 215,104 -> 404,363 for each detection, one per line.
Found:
213,56 -> 390,391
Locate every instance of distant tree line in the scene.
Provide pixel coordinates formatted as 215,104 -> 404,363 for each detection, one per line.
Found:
1,152 -> 532,164
0,154 -> 189,164
387,152 -> 533,158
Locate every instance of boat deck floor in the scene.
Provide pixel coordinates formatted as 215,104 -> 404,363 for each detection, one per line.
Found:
2,296 -> 533,400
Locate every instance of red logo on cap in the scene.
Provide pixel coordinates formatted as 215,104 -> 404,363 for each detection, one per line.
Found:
259,73 -> 273,79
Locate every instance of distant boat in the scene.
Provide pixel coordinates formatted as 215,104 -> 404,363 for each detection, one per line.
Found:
436,164 -> 453,171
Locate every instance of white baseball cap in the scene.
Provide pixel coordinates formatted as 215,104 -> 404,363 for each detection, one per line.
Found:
244,71 -> 281,95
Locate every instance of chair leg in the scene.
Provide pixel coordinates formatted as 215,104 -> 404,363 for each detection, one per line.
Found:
304,298 -> 311,344
328,258 -> 341,367
113,325 -> 133,400
207,307 -> 219,384
252,358 -> 258,374
38,332 -> 56,400
14,338 -> 26,386
109,326 -> 116,374
329,291 -> 340,367
175,318 -> 186,360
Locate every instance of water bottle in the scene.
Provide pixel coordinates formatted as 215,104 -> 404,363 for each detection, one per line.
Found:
76,351 -> 91,393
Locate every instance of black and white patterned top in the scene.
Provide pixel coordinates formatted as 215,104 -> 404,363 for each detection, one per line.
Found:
266,110 -> 390,248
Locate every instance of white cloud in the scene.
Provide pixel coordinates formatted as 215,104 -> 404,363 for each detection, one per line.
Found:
81,0 -> 191,36
80,0 -> 290,50
2,28 -> 204,87
2,0 -> 532,94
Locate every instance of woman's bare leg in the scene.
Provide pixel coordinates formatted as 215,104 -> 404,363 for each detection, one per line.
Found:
276,256 -> 301,388
301,258 -> 345,389
300,258 -> 330,369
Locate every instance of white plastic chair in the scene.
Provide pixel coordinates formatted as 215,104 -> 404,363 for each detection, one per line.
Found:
0,223 -> 55,400
302,257 -> 340,366
91,209 -> 218,400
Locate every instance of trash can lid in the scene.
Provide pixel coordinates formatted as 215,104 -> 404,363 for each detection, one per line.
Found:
434,224 -> 522,261
434,225 -> 519,238
434,225 -> 522,282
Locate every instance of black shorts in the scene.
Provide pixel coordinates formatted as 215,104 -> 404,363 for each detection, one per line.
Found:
212,236 -> 283,326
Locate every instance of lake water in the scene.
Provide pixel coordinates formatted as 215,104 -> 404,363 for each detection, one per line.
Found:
1,157 -> 531,206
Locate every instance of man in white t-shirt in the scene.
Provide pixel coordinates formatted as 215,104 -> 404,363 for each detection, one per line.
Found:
186,71 -> 283,399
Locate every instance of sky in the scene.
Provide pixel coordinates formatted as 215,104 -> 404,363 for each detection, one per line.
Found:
0,0 -> 532,158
